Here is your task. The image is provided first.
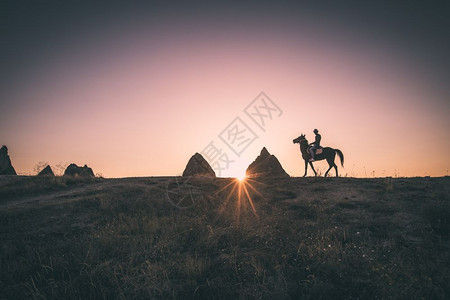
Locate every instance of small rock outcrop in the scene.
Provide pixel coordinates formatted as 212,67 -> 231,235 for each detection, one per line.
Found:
0,145 -> 17,175
38,165 -> 55,177
182,153 -> 216,177
246,147 -> 289,178
64,163 -> 95,177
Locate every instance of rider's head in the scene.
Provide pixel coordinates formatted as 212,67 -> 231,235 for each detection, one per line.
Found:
313,129 -> 319,134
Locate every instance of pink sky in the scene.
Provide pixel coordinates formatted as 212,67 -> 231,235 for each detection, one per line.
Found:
1,7 -> 449,178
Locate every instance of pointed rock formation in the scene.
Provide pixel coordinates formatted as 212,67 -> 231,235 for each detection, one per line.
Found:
64,163 -> 95,177
246,147 -> 289,178
182,153 -> 216,177
38,165 -> 55,177
0,145 -> 17,175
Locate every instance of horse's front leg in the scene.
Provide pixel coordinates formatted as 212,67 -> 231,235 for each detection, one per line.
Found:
303,160 -> 308,177
309,162 -> 317,176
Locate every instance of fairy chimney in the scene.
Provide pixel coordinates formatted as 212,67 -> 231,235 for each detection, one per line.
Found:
182,153 -> 216,177
64,163 -> 95,177
246,147 -> 289,178
38,165 -> 55,177
0,145 -> 17,175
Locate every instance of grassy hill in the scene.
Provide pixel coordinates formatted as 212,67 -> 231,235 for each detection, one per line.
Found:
1,175 -> 449,299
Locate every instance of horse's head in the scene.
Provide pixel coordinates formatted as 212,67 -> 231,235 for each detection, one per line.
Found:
293,134 -> 306,144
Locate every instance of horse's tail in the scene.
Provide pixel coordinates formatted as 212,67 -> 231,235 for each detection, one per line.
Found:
335,149 -> 344,167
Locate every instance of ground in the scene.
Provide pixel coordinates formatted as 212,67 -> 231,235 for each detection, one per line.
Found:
1,175 -> 449,299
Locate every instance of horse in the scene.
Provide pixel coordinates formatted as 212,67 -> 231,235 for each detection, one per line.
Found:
293,134 -> 344,177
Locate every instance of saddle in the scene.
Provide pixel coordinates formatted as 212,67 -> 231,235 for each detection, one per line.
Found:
308,146 -> 323,155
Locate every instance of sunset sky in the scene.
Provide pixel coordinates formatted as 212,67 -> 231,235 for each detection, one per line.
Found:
1,1 -> 449,178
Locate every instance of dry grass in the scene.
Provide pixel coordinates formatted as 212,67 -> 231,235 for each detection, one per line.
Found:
0,176 -> 449,299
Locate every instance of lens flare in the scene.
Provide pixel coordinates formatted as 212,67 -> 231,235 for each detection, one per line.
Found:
215,177 -> 263,223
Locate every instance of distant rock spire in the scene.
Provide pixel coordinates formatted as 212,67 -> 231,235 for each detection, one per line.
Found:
64,163 -> 95,177
246,147 -> 289,178
182,153 -> 216,177
38,165 -> 55,177
0,145 -> 17,175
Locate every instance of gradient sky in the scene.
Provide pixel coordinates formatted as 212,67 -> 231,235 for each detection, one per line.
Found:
1,1 -> 449,178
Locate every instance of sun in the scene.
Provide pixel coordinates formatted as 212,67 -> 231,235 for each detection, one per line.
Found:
235,173 -> 247,182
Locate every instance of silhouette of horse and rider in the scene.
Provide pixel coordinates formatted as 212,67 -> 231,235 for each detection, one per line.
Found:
293,129 -> 344,177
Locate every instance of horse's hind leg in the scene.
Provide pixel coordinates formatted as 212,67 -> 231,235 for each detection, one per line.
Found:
325,151 -> 339,177
325,163 -> 333,177
325,162 -> 339,177
325,159 -> 338,177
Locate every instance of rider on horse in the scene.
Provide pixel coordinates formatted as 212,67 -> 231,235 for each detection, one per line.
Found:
309,129 -> 321,162
293,131 -> 344,177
